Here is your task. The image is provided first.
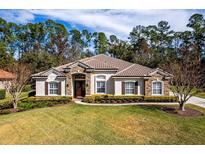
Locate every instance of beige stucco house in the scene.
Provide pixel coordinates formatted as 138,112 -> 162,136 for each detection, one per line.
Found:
32,54 -> 172,98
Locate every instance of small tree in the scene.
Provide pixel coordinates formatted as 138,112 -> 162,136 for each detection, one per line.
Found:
163,45 -> 204,111
3,62 -> 31,109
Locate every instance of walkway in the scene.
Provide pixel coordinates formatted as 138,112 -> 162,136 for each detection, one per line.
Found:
74,96 -> 205,108
74,99 -> 178,106
187,96 -> 205,108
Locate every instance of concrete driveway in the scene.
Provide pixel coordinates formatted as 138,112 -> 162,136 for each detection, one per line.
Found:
187,96 -> 205,108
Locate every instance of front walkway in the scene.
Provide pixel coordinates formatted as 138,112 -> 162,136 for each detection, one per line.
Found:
74,96 -> 205,108
74,99 -> 178,106
187,96 -> 205,108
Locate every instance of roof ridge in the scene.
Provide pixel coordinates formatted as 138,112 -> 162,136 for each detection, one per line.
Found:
114,64 -> 136,76
80,54 -> 104,62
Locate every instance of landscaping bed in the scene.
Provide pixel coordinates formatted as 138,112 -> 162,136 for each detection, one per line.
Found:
0,96 -> 73,115
162,106 -> 204,117
82,94 -> 178,104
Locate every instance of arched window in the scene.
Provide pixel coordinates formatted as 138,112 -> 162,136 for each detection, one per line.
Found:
152,81 -> 163,95
95,75 -> 106,94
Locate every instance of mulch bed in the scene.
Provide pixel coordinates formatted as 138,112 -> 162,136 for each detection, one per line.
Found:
162,107 -> 204,117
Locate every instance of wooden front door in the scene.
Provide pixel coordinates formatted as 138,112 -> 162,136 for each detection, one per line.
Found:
74,81 -> 85,98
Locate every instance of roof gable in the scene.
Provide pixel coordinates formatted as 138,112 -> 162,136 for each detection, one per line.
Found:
148,68 -> 173,77
32,68 -> 66,77
113,64 -> 153,77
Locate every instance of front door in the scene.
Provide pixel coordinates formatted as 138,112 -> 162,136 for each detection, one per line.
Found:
74,81 -> 85,98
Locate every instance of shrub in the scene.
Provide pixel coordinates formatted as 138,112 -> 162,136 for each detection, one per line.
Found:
82,94 -> 178,103
82,95 -> 144,103
0,89 -> 6,100
23,84 -> 33,92
144,96 -> 178,102
0,101 -> 13,110
0,109 -> 12,115
19,96 -> 73,110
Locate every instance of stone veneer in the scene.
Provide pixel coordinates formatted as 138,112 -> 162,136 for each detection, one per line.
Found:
144,72 -> 170,96
65,63 -> 91,96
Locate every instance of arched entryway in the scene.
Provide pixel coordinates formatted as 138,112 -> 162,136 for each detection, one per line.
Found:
73,73 -> 86,98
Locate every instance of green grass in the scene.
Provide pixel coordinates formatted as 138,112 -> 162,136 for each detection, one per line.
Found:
0,103 -> 204,144
194,92 -> 205,99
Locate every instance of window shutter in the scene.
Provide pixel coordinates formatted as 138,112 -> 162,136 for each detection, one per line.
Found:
58,82 -> 61,95
135,81 -> 138,95
45,82 -> 48,95
122,82 -> 125,95
94,76 -> 96,93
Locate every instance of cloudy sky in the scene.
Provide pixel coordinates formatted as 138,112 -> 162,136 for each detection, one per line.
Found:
0,9 -> 204,39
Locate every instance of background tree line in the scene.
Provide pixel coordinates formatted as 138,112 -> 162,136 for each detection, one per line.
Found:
0,13 -> 205,74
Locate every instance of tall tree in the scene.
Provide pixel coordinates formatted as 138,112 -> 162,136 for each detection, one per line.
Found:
93,32 -> 108,54
108,35 -> 134,61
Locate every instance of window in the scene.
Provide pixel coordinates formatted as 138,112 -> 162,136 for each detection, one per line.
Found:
97,81 -> 106,93
95,75 -> 106,94
49,82 -> 58,95
152,81 -> 163,95
125,82 -> 135,94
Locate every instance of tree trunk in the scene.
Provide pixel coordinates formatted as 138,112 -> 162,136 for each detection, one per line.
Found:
13,98 -> 18,109
179,102 -> 185,111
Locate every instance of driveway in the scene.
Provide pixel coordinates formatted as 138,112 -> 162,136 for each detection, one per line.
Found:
187,96 -> 205,108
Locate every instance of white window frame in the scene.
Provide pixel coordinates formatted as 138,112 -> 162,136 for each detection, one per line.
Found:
49,82 -> 59,96
124,81 -> 135,95
95,75 -> 106,94
152,80 -> 164,96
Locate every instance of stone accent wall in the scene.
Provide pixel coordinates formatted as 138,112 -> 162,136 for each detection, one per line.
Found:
144,73 -> 170,96
64,63 -> 91,96
85,73 -> 91,96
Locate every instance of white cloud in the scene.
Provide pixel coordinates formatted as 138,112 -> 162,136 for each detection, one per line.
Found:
0,9 -> 205,39
0,10 -> 35,24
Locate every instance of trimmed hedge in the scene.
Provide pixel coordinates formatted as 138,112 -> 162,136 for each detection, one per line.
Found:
82,95 -> 178,104
0,101 -> 13,110
83,95 -> 144,103
19,96 -> 73,110
144,96 -> 178,102
0,96 -> 73,114
0,89 -> 6,100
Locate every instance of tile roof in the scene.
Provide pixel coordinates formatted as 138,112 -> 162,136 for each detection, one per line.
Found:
32,68 -> 66,77
79,54 -> 132,71
112,64 -> 154,77
0,69 -> 15,80
32,54 -> 172,78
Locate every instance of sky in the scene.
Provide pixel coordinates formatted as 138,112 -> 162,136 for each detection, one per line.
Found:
0,9 -> 205,39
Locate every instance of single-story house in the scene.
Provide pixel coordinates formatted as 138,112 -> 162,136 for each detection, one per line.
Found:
0,69 -> 15,89
32,54 -> 172,98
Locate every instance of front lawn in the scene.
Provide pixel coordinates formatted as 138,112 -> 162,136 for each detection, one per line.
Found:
0,103 -> 205,144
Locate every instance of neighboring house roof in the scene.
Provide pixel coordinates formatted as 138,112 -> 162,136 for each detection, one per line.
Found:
0,69 -> 15,80
32,54 -> 172,78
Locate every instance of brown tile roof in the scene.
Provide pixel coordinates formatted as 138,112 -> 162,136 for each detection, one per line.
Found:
32,54 -> 172,78
80,54 -> 132,71
112,64 -> 154,77
0,69 -> 15,80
